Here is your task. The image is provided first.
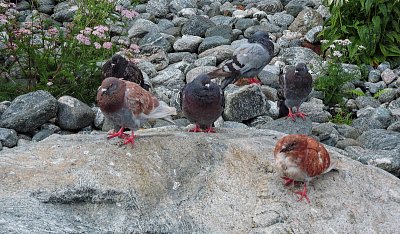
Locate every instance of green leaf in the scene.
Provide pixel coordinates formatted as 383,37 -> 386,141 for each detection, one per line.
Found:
379,44 -> 400,56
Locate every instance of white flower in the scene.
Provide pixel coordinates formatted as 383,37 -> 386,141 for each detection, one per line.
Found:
320,39 -> 329,44
47,82 -> 53,86
332,50 -> 343,57
329,44 -> 336,49
358,45 -> 366,50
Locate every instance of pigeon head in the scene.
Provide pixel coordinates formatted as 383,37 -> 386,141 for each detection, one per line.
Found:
248,31 -> 270,44
295,63 -> 308,74
97,77 -> 126,113
278,135 -> 306,153
194,73 -> 212,88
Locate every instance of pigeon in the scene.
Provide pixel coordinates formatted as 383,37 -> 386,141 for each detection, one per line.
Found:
274,134 -> 336,203
278,63 -> 312,121
181,73 -> 224,133
102,54 -> 150,91
96,77 -> 176,145
207,31 -> 274,90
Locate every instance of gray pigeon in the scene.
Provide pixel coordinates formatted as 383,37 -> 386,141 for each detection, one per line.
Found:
278,63 -> 312,121
102,54 -> 150,91
181,73 -> 224,133
97,77 -> 176,145
208,31 -> 274,90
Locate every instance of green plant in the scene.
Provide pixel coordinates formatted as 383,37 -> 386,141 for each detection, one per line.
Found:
0,1 -> 140,103
373,89 -> 389,99
330,109 -> 354,125
351,89 -> 365,97
320,0 -> 400,65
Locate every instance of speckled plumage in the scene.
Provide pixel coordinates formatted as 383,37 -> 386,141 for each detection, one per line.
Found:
97,77 -> 176,145
208,31 -> 274,89
274,134 -> 334,203
102,54 -> 150,91
181,74 -> 224,132
278,63 -> 312,120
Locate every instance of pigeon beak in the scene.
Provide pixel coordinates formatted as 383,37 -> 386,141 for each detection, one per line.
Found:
101,88 -> 107,96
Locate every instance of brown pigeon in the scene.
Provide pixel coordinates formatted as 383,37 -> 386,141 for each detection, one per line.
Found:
274,134 -> 335,203
278,63 -> 312,121
97,77 -> 176,145
208,31 -> 274,90
181,73 -> 224,133
102,54 -> 150,91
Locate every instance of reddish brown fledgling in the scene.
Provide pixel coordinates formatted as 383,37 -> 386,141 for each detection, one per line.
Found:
274,134 -> 335,203
97,77 -> 176,146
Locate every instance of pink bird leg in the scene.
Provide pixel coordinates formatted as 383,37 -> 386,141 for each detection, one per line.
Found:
295,183 -> 310,203
204,127 -> 216,133
122,130 -> 135,145
107,127 -> 129,139
287,108 -> 297,121
189,124 -> 203,132
294,106 -> 307,120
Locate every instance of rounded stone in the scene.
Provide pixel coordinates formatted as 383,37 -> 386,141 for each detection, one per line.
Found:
57,96 -> 95,131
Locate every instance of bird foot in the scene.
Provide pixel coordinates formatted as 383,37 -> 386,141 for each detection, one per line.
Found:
281,177 -> 302,186
189,125 -> 203,133
122,135 -> 135,146
204,127 -> 216,133
248,77 -> 262,85
287,112 -> 297,121
295,183 -> 310,203
295,112 -> 307,120
107,127 -> 128,139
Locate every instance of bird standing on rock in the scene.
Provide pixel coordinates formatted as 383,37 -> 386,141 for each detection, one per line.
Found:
274,134 -> 335,203
207,31 -> 274,90
102,54 -> 150,91
181,73 -> 224,133
278,63 -> 312,121
96,77 -> 176,145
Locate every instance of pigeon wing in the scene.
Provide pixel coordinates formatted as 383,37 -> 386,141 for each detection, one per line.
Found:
235,43 -> 269,75
124,81 -> 159,117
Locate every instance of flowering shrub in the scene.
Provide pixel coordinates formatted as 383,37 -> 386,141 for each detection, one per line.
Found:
314,39 -> 360,107
320,0 -> 400,65
0,0 -> 140,103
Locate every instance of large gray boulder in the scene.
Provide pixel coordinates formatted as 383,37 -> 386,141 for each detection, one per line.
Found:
0,90 -> 58,133
0,127 -> 399,233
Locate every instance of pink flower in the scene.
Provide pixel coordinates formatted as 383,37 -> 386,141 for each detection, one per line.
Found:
129,44 -> 140,53
93,25 -> 108,33
115,5 -> 123,12
76,33 -> 91,45
103,42 -> 112,49
0,14 -> 7,24
94,42 -> 101,49
121,9 -> 138,20
7,42 -> 17,50
92,30 -> 106,39
80,27 -> 92,36
47,27 -> 59,36
14,28 -> 32,37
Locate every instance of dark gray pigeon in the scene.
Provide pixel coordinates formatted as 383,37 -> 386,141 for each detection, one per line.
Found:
208,31 -> 274,90
181,73 -> 224,133
102,54 -> 150,91
278,63 -> 312,121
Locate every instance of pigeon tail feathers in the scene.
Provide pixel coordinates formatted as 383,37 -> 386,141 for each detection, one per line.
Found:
143,100 -> 176,120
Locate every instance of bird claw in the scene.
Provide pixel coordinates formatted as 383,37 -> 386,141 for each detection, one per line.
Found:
287,112 -> 297,121
204,127 -> 216,133
122,135 -> 135,146
295,112 -> 307,120
295,184 -> 310,203
107,128 -> 128,139
189,125 -> 203,133
281,176 -> 295,186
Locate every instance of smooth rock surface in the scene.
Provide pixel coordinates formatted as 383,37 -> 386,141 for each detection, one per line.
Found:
1,128 -> 399,233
